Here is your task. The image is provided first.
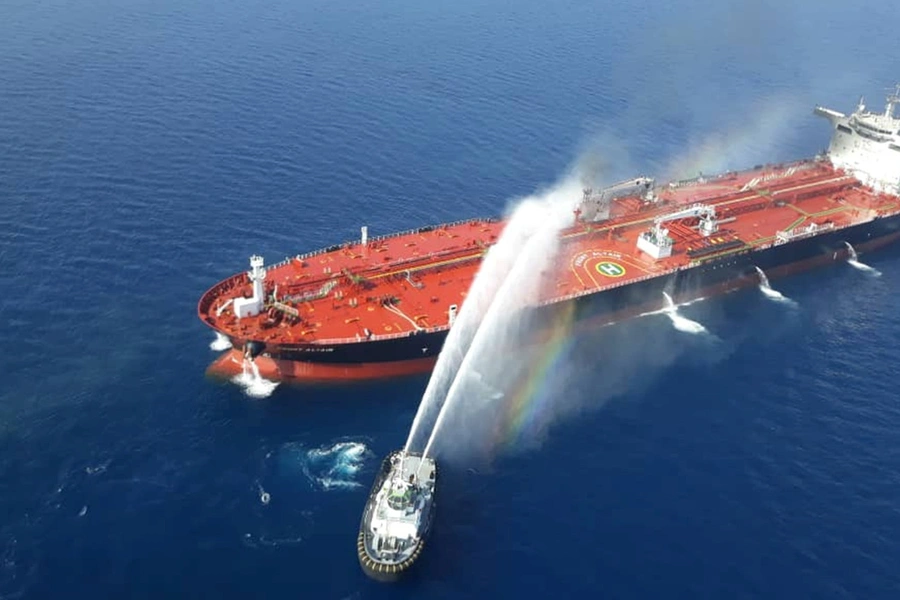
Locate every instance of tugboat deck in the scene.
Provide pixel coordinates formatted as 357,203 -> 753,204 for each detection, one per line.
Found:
358,451 -> 437,580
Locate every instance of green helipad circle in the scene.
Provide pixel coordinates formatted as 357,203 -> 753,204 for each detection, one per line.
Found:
595,260 -> 626,277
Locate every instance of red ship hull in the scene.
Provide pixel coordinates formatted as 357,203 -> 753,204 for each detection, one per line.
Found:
206,349 -> 438,383
203,224 -> 900,384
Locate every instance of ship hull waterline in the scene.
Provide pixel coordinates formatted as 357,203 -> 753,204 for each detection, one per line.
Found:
206,216 -> 900,384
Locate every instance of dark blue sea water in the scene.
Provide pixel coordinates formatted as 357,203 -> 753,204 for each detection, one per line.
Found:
3,0 -> 900,597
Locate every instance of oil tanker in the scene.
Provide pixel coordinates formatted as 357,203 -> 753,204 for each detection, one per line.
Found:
199,86 -> 900,383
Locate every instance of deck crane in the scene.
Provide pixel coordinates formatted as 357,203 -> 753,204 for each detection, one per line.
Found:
636,204 -> 719,259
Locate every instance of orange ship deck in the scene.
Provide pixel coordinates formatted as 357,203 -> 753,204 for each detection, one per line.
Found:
546,164 -> 898,307
199,159 -> 900,346
199,217 -> 503,343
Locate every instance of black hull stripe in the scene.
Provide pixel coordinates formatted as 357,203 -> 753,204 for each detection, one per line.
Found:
250,214 -> 900,364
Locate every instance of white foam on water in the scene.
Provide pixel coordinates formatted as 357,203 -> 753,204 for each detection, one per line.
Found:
210,332 -> 232,351
662,292 -> 709,335
232,359 -> 279,398
755,266 -> 797,306
848,260 -> 882,277
845,242 -> 882,277
300,441 -> 371,491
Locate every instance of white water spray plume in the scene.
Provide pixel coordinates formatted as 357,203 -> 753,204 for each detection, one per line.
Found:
421,220 -> 565,460
755,266 -> 797,306
406,92 -> 824,461
426,298 -> 733,466
210,332 -> 232,351
662,292 -> 710,335
845,242 -> 882,277
848,259 -> 882,277
404,176 -> 582,453
233,358 -> 279,398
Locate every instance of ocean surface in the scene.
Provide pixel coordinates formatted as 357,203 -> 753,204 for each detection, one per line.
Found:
2,0 -> 900,597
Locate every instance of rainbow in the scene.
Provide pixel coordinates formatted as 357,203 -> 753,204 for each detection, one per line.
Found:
490,301 -> 581,452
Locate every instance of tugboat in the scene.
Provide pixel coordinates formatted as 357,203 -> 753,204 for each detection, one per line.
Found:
357,450 -> 438,581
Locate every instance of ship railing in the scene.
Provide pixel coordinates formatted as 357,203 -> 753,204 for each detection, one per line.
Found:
312,206 -> 900,342
534,268 -> 680,307
265,161 -> 825,274
269,246 -> 486,301
537,191 -> 900,310
199,273 -> 249,315
313,327 -> 450,345
733,213 -> 891,256
362,216 -> 500,245
774,222 -> 836,244
283,237 -> 491,297
542,210 -> 896,310
667,159 -> 819,190
533,239 -> 763,308
259,217 -> 498,274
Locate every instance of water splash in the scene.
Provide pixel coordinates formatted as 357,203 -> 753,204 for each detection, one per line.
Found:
633,295 -> 708,320
421,218 -> 565,461
210,332 -> 232,351
232,358 -> 279,398
662,292 -> 709,334
295,441 -> 371,491
845,242 -> 882,277
754,266 -> 797,306
405,179 -> 581,452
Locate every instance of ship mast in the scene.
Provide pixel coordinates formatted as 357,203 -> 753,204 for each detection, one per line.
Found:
885,84 -> 900,118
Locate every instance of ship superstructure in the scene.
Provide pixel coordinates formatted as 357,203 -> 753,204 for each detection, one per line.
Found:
357,450 -> 437,581
814,84 -> 900,195
199,86 -> 900,383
